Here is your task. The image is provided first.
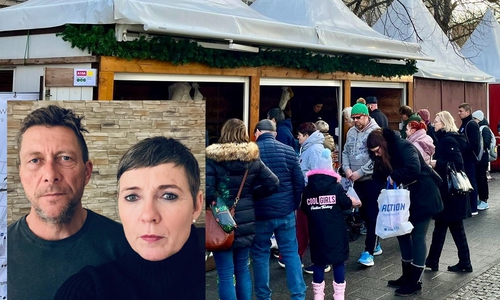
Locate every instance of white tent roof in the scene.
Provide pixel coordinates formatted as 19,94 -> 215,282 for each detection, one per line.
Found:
461,9 -> 500,82
0,0 -> 432,61
250,0 -> 426,61
372,0 -> 494,82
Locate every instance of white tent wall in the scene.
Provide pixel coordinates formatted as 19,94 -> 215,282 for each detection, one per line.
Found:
0,0 -> 431,61
461,9 -> 500,83
8,64 -> 93,98
0,34 -> 89,60
372,0 -> 494,83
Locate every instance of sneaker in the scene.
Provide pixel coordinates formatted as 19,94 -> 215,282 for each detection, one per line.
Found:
358,251 -> 374,267
360,224 -> 367,235
271,249 -> 280,259
278,259 -> 286,268
373,242 -> 383,256
303,265 -> 331,274
477,201 -> 490,211
278,259 -> 304,269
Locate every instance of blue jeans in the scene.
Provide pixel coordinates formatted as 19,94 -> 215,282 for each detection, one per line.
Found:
251,212 -> 306,300
213,247 -> 252,300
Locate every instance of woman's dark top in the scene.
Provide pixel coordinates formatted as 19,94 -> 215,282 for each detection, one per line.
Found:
373,128 -> 443,222
433,130 -> 469,221
54,225 -> 205,300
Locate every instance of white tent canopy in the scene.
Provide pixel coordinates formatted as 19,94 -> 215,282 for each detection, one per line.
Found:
0,0 -> 432,61
372,0 -> 494,82
461,9 -> 500,82
250,0 -> 426,61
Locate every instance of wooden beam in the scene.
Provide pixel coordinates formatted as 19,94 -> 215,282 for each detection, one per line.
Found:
407,81 -> 414,108
98,71 -> 114,100
249,76 -> 260,141
0,56 -> 99,66
260,67 -> 413,82
45,68 -> 74,87
100,56 -> 258,76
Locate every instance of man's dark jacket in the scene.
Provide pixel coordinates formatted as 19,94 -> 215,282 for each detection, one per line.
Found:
276,119 -> 299,154
255,132 -> 304,220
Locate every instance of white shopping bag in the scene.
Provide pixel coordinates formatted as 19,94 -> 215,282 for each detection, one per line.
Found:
375,182 -> 413,239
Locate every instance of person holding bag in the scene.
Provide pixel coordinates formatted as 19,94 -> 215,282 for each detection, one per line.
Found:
425,111 -> 473,273
367,128 -> 443,297
206,118 -> 279,300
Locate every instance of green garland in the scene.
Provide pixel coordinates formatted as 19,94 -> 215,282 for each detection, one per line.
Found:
58,25 -> 417,77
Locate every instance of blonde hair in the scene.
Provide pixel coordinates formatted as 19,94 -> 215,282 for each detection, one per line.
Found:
315,120 -> 330,133
219,118 -> 249,143
342,107 -> 352,121
435,111 -> 458,132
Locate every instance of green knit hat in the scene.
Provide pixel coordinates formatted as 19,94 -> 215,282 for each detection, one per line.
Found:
408,113 -> 422,122
351,103 -> 369,116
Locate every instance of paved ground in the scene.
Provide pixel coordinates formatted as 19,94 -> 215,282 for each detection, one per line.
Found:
206,172 -> 500,300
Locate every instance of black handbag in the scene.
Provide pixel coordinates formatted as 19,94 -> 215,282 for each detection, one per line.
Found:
447,162 -> 473,195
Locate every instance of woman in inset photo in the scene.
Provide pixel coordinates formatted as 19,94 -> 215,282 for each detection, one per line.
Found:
55,136 -> 205,299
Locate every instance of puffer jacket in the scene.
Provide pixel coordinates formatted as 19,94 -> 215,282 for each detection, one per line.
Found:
342,117 -> 379,180
299,130 -> 324,181
407,128 -> 435,165
206,142 -> 279,249
255,133 -> 304,220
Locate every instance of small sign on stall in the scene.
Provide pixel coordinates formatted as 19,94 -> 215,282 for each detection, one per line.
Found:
74,69 -> 97,86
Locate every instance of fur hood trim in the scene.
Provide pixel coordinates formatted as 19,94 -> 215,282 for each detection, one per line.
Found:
306,169 -> 341,181
206,142 -> 260,162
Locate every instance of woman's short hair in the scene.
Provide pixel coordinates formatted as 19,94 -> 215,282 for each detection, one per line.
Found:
117,136 -> 200,207
315,120 -> 330,133
399,105 -> 413,117
297,122 -> 317,136
219,118 -> 249,144
407,120 -> 427,131
436,111 -> 458,133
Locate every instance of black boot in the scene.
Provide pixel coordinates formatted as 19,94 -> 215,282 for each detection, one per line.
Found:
388,260 -> 412,287
395,264 -> 423,296
425,257 -> 439,271
448,263 -> 473,273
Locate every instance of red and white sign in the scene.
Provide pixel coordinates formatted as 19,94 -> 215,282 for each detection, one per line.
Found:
74,69 -> 97,86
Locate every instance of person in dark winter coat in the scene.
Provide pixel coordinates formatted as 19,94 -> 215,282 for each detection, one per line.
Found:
367,128 -> 443,297
206,118 -> 279,300
251,119 -> 306,300
366,96 -> 389,129
472,110 -> 492,210
426,111 -> 473,274
267,108 -> 299,155
301,149 -> 361,300
458,103 -> 480,215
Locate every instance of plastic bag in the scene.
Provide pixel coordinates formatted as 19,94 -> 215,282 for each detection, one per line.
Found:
375,181 -> 413,239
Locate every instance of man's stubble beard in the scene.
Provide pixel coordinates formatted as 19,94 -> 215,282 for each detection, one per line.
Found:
34,199 -> 78,225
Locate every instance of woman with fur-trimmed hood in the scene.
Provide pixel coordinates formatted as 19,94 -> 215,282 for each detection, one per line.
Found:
206,118 -> 279,300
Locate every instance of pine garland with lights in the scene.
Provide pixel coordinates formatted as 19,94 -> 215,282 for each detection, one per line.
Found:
58,25 -> 417,77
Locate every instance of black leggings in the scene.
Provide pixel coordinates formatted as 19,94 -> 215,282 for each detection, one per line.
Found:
396,218 -> 431,266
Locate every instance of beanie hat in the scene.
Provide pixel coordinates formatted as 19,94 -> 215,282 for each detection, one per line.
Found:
315,120 -> 330,133
417,109 -> 430,123
366,96 -> 378,104
472,110 -> 484,121
351,103 -> 369,116
314,149 -> 333,171
408,113 -> 422,123
255,119 -> 276,132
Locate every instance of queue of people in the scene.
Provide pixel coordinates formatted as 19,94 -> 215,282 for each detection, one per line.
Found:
207,100 -> 494,299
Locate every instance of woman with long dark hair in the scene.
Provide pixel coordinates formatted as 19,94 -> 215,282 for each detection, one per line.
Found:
366,129 -> 443,296
425,111 -> 472,273
206,118 -> 279,300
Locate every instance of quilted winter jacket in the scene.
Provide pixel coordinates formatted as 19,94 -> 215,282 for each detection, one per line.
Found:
255,133 -> 304,220
206,142 -> 279,249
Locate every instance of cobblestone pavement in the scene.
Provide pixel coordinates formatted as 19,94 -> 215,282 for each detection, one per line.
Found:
206,172 -> 500,300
